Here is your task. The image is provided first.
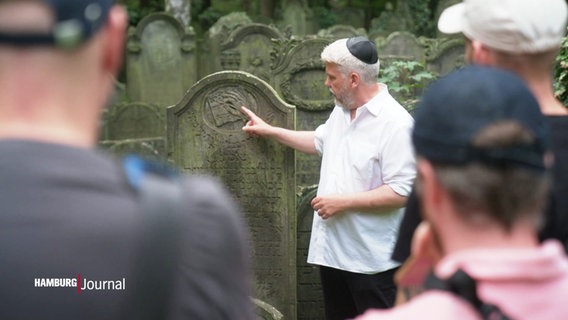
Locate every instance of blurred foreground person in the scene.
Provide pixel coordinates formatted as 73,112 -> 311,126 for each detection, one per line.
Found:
392,0 -> 568,266
358,66 -> 568,320
0,1 -> 254,319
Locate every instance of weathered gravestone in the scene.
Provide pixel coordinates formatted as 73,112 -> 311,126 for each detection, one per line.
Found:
99,102 -> 166,159
272,37 -> 332,187
167,71 -> 297,319
126,13 -> 197,108
424,37 -> 465,76
377,31 -> 425,65
201,12 -> 253,78
272,37 -> 333,320
295,184 -> 323,320
219,23 -> 284,82
103,102 -> 165,140
317,24 -> 366,39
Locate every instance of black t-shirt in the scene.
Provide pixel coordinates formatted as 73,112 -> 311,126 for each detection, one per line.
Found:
538,116 -> 568,250
392,115 -> 568,263
0,140 -> 254,319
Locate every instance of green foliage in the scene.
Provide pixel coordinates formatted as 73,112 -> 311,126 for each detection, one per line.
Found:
312,6 -> 339,29
554,28 -> 568,106
196,7 -> 224,32
118,0 -> 164,26
379,60 -> 438,113
407,0 -> 438,38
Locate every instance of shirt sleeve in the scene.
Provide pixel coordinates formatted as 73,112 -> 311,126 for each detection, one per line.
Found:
381,120 -> 416,197
314,123 -> 326,156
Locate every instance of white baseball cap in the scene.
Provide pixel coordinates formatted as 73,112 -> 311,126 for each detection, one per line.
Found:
438,0 -> 568,53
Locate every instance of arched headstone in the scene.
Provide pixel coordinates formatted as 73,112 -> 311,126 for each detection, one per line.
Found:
168,71 -> 297,320
126,13 -> 196,107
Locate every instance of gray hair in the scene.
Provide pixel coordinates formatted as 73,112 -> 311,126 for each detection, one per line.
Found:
320,38 -> 380,84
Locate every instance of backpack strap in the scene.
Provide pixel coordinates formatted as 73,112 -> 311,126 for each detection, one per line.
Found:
424,269 -> 513,320
121,155 -> 185,320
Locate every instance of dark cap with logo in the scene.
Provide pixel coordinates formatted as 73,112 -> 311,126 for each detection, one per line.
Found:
0,0 -> 113,49
412,65 -> 548,171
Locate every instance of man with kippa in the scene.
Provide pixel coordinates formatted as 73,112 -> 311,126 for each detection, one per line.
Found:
242,36 -> 416,319
392,0 -> 568,266
357,65 -> 568,320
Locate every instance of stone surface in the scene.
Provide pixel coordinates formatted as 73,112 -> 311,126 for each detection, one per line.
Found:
167,71 -> 297,319
126,13 -> 196,108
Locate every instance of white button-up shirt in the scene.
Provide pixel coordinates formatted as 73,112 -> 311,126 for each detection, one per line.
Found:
308,84 -> 416,274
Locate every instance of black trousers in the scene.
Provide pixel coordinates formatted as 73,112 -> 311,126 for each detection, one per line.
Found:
319,265 -> 399,320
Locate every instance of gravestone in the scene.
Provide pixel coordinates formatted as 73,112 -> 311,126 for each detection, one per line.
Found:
317,24 -> 366,39
272,37 -> 332,187
126,13 -> 197,108
99,139 -> 165,160
369,1 -> 412,38
424,37 -> 465,76
281,0 -> 308,36
220,23 -> 284,82
377,31 -> 425,66
202,12 -> 253,78
103,102 -> 165,140
99,102 -> 166,159
272,37 -> 332,320
167,71 -> 297,320
296,184 -> 323,320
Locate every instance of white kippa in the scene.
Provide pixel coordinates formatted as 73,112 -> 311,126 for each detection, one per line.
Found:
438,0 -> 568,53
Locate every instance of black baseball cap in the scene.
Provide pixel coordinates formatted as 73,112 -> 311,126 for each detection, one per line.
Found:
412,65 -> 548,170
346,36 -> 378,64
0,0 -> 113,49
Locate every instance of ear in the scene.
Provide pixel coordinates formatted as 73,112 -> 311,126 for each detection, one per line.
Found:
471,40 -> 493,65
416,160 -> 445,223
349,71 -> 361,88
102,5 -> 128,76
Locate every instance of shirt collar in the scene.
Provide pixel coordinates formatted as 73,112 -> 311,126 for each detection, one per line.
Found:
434,241 -> 568,281
360,83 -> 389,117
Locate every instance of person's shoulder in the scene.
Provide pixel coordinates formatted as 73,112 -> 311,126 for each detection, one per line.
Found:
374,89 -> 414,121
180,174 -> 230,199
356,291 -> 480,320
177,174 -> 242,220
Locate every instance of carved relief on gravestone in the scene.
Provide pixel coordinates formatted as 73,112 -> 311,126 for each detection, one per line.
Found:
126,13 -> 196,107
220,23 -> 284,82
167,71 -> 296,320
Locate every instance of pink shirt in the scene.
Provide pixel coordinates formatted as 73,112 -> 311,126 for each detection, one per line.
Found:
357,241 -> 568,319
